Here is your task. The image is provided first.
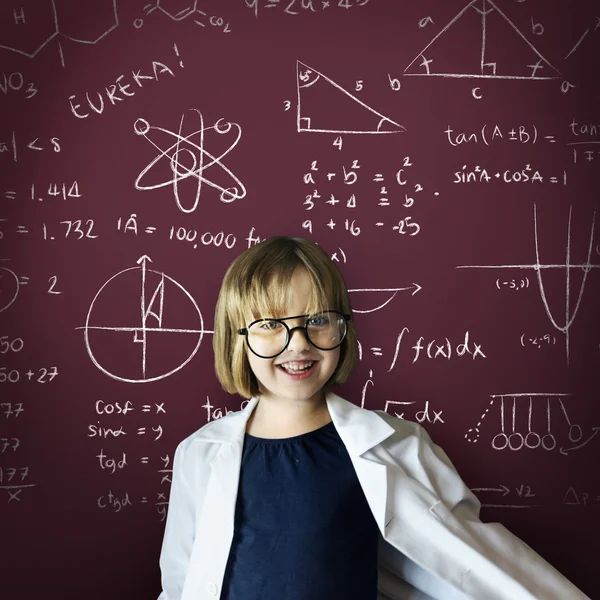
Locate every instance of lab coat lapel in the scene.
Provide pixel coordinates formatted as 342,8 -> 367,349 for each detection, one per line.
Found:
326,393 -> 470,595
181,401 -> 258,599
325,392 -> 397,534
197,392 -> 398,535
205,398 -> 258,509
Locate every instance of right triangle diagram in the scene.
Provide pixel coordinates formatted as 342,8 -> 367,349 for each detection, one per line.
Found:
404,0 -> 561,79
297,60 -> 405,134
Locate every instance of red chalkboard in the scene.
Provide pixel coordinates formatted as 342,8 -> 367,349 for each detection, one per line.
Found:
2,1 -> 599,598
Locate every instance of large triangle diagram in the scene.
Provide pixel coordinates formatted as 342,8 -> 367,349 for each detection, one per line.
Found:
404,0 -> 561,79
297,60 -> 405,134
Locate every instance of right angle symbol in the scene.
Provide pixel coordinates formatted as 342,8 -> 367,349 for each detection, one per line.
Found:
404,0 -> 561,80
296,60 -> 405,134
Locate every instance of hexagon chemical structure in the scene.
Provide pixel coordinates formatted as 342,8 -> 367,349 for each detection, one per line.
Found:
0,0 -> 119,65
156,0 -> 198,21
137,0 -> 208,28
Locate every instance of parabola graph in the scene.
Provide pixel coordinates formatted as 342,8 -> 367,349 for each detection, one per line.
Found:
457,205 -> 599,363
81,256 -> 205,383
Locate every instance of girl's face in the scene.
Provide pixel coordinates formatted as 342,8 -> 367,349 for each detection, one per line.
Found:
246,266 -> 341,405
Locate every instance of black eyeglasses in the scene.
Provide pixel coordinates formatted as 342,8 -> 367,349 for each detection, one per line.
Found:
238,310 -> 351,358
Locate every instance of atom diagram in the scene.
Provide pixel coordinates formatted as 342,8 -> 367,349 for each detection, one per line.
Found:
134,109 -> 246,214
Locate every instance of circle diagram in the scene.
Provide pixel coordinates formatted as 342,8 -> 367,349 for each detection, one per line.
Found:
83,258 -> 204,383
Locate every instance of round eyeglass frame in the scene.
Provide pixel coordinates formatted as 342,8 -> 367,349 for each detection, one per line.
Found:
237,310 -> 351,359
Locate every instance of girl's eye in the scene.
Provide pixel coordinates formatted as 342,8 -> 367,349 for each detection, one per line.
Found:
308,314 -> 329,327
259,320 -> 281,330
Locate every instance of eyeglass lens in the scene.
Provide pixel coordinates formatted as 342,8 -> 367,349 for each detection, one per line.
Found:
246,312 -> 346,357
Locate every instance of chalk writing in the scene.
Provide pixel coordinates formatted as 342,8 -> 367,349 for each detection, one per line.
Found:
0,133 -> 60,162
384,399 -> 445,424
0,366 -> 58,383
42,220 -> 99,240
0,71 -> 37,98
563,487 -> 600,506
452,165 -> 567,185
88,424 -> 163,440
247,0 -> 370,18
520,334 -> 557,348
1,404 -> 24,419
444,124 -> 551,146
301,157 -> 425,239
0,337 -> 24,353
202,397 -> 250,421
471,484 -> 540,509
69,56 -> 180,119
28,182 -> 82,201
497,277 -> 530,290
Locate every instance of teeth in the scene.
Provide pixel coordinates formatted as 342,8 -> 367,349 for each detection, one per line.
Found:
279,361 -> 314,373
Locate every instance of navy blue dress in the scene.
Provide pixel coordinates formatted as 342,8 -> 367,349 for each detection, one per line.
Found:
221,420 -> 379,600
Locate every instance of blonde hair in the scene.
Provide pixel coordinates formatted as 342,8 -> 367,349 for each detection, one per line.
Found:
213,236 -> 357,398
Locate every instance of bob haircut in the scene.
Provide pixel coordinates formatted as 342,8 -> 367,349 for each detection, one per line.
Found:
213,236 -> 357,398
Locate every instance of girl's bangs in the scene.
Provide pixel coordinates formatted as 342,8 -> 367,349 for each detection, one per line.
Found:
240,265 -> 331,322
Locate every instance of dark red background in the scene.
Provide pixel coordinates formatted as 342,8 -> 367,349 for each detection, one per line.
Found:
1,1 -> 598,598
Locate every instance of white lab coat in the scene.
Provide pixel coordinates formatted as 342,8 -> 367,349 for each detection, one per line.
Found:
158,392 -> 589,600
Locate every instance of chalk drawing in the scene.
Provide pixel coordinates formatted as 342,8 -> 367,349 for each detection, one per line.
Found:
80,256 -> 207,383
457,204 -> 598,363
466,393 -> 599,455
348,285 -> 421,314
0,265 -> 20,312
134,109 -> 246,214
0,0 -> 118,67
405,0 -> 561,80
297,60 -> 405,134
133,0 -> 231,33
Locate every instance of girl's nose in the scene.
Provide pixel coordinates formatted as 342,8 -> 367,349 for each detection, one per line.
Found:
287,326 -> 311,352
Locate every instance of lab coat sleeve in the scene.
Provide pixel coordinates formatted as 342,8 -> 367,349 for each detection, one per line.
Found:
157,441 -> 196,600
377,562 -> 441,600
414,425 -> 591,600
414,424 -> 482,521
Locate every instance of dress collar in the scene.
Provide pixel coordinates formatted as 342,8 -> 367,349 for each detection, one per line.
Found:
193,391 -> 396,457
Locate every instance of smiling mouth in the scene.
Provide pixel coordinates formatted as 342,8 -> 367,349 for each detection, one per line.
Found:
277,360 -> 316,374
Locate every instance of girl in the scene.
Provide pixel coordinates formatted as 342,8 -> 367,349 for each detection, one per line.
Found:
158,236 -> 589,600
